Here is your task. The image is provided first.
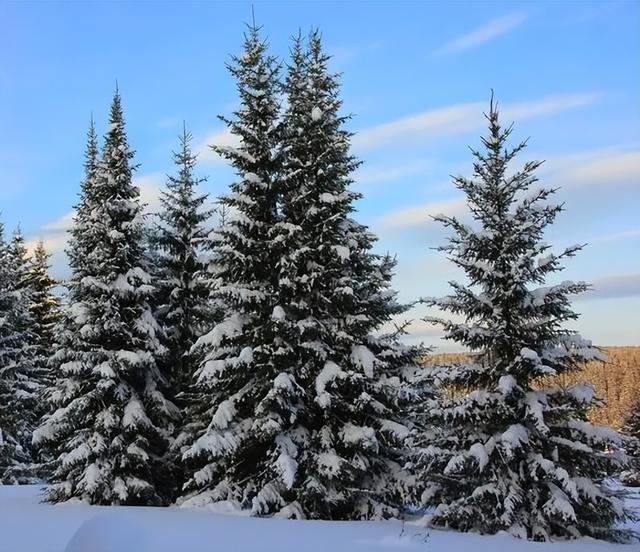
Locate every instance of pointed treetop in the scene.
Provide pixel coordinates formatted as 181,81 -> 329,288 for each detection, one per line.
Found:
84,116 -> 99,172
108,87 -> 125,132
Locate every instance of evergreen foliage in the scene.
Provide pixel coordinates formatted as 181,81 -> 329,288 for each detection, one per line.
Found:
0,223 -> 38,483
33,93 -> 178,505
414,98 -> 630,541
149,126 -> 217,499
26,240 -> 61,391
270,30 -> 419,519
180,28 -> 419,521
180,22 -> 285,511
152,126 -> 215,400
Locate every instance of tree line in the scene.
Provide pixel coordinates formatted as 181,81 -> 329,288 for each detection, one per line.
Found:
0,25 -> 634,542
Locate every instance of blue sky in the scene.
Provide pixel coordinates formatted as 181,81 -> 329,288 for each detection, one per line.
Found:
1,0 -> 639,349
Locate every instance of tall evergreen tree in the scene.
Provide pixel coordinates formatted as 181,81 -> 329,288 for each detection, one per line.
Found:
0,222 -> 36,483
149,126 -> 217,500
180,29 -> 419,520
179,23 -> 285,510
27,240 -> 61,392
67,116 -> 100,278
415,98 -> 629,541
7,228 -> 40,462
268,30 -> 418,519
152,126 -> 215,399
34,93 -> 178,505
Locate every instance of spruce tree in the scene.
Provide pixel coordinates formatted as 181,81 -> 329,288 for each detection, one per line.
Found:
150,126 -> 217,499
268,30 -> 418,519
33,93 -> 178,505
152,126 -> 214,399
415,98 -> 629,541
181,29 -> 419,520
0,222 -> 37,483
179,24 -> 285,510
27,240 -> 61,391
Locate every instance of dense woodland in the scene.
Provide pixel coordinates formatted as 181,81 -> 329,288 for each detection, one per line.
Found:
1,25 -> 638,543
425,347 -> 640,429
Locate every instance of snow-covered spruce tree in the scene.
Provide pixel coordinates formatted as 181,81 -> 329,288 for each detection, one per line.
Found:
416,98 -> 630,541
180,28 -> 420,520
7,228 -> 40,477
33,92 -> 178,505
66,116 -> 100,278
179,24 -> 286,510
620,401 -> 640,486
0,222 -> 38,483
265,30 -> 418,519
149,126 -> 217,499
0,222 -> 31,485
152,126 -> 215,400
27,240 -> 61,392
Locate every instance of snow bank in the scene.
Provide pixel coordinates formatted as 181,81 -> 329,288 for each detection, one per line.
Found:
0,485 -> 637,552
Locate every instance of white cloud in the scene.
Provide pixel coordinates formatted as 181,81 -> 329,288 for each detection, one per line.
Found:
591,228 -> 640,243
136,172 -> 164,213
378,196 -> 467,230
195,128 -> 240,164
25,172 -> 165,275
42,211 -> 75,233
354,160 -> 433,185
559,151 -> 640,188
433,13 -> 529,55
580,273 -> 640,301
327,41 -> 382,67
352,93 -> 599,153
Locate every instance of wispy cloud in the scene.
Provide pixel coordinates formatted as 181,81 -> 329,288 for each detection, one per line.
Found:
352,92 -> 599,153
25,173 -> 165,278
560,151 -> 640,188
591,229 -> 640,244
196,128 -> 240,165
433,13 -> 529,56
580,273 -> 640,301
378,196 -> 467,230
354,160 -> 433,185
327,41 -> 382,67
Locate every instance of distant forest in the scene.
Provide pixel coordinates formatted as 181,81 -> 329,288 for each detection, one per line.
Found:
425,347 -> 640,428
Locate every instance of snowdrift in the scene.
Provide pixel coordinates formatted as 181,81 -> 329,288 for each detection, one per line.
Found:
0,485 -> 636,552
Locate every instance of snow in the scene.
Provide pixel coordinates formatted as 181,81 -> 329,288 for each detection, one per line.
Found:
519,348 -> 539,362
315,361 -> 344,408
351,345 -> 375,378
333,245 -> 350,260
0,485 -> 636,552
122,398 -> 152,428
275,452 -> 298,489
272,305 -> 286,321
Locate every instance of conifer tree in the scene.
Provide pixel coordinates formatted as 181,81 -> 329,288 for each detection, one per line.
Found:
0,222 -> 36,483
152,126 -> 215,399
67,116 -> 100,277
415,98 -> 629,541
149,126 -> 217,499
269,30 -> 418,519
181,29 -> 419,520
179,23 -> 285,509
34,93 -> 178,505
27,240 -> 61,391
8,229 -> 40,459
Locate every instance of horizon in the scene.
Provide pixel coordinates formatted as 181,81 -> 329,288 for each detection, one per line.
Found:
2,0 -> 639,350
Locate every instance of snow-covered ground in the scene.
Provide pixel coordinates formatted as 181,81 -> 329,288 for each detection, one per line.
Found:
0,485 -> 636,552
